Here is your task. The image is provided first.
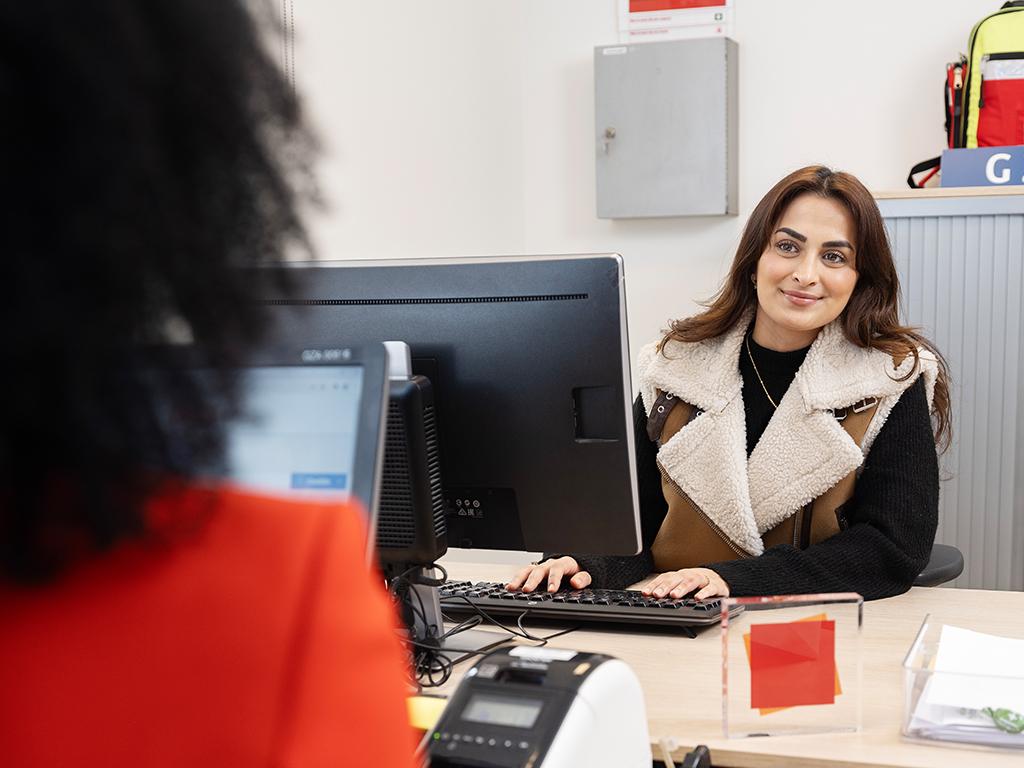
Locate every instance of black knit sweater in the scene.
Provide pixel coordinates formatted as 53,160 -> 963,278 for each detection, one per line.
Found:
565,333 -> 940,601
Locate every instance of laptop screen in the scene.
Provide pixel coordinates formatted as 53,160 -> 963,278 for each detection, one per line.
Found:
222,365 -> 364,498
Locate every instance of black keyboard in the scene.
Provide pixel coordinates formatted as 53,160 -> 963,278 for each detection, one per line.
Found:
438,581 -> 741,635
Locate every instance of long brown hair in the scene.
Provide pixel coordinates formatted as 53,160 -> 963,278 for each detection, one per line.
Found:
662,165 -> 952,451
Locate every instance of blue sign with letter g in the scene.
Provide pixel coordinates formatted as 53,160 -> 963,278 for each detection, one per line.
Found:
941,146 -> 1024,187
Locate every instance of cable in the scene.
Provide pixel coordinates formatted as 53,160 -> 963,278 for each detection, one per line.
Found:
515,613 -> 581,646
387,563 -> 461,689
439,595 -> 582,645
439,595 -> 536,640
389,566 -> 583,689
441,614 -> 483,639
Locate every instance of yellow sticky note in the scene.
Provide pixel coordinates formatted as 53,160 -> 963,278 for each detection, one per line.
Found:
407,695 -> 448,732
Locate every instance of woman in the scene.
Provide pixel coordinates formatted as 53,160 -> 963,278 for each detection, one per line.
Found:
509,166 -> 949,603
0,2 -> 414,766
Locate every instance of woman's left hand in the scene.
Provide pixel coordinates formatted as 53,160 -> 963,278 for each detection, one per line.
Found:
641,567 -> 730,601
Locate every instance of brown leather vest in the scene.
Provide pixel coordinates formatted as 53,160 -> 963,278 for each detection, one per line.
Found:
646,390 -> 879,570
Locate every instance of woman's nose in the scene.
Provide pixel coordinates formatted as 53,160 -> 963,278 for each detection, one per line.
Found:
791,253 -> 819,285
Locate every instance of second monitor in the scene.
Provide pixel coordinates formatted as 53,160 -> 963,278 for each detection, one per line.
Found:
258,254 -> 641,557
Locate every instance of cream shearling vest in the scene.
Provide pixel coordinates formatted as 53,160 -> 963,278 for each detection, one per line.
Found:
636,318 -> 939,559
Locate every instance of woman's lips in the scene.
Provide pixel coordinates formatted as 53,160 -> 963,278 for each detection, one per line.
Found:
782,290 -> 821,307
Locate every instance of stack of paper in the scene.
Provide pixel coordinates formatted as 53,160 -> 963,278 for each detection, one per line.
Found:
908,625 -> 1024,747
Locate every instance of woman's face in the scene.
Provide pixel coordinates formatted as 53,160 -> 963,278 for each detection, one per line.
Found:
753,193 -> 859,350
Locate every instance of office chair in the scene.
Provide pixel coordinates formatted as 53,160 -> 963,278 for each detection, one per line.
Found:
913,543 -> 964,587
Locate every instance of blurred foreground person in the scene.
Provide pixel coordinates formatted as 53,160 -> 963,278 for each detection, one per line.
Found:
0,2 -> 415,765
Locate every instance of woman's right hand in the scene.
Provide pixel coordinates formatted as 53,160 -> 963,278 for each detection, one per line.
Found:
506,556 -> 592,593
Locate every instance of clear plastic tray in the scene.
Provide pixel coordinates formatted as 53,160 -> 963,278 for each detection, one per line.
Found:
902,614 -> 1024,750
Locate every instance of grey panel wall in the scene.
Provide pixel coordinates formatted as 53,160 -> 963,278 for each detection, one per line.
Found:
880,195 -> 1024,590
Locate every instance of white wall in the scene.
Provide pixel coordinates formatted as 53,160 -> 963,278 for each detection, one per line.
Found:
289,1 -> 996,564
292,1 -> 526,262
293,0 -> 994,358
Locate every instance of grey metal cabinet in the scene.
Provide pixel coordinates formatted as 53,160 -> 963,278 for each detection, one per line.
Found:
594,38 -> 737,219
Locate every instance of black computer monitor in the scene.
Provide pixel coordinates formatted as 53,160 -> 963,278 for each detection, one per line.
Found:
256,255 -> 641,557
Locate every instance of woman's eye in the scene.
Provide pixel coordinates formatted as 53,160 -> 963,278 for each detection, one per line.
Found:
822,251 -> 847,265
776,240 -> 798,254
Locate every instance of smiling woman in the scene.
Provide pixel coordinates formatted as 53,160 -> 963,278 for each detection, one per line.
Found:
754,194 -> 860,351
509,166 -> 952,604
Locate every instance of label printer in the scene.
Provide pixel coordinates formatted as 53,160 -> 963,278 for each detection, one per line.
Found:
427,647 -> 650,767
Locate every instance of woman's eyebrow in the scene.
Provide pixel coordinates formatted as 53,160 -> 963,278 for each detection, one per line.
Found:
775,227 -> 806,242
776,227 -> 853,250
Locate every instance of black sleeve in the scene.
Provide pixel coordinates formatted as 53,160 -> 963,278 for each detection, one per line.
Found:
560,395 -> 666,589
706,377 -> 939,601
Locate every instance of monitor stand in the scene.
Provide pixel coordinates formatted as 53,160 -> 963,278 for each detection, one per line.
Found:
407,572 -> 510,664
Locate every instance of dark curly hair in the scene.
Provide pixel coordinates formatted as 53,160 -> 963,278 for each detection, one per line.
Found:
0,0 -> 315,582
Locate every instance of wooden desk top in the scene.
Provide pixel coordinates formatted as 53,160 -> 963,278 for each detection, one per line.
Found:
873,186 -> 1024,199
434,561 -> 1024,768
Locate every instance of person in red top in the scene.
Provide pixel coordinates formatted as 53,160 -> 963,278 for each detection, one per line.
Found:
0,2 -> 415,766
1,486 -> 416,767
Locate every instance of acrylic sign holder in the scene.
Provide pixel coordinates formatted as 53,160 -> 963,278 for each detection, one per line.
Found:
720,593 -> 863,738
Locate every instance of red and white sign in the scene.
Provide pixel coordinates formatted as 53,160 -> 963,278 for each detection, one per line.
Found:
619,0 -> 732,43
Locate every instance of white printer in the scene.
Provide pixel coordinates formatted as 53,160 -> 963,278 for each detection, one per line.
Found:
427,646 -> 650,767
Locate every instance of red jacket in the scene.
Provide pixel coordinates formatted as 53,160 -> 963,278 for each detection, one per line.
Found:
0,485 -> 416,767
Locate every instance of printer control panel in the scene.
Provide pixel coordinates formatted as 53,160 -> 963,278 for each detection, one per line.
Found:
427,650 -> 598,768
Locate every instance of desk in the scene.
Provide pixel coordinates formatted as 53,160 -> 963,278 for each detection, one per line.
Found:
434,561 -> 1024,768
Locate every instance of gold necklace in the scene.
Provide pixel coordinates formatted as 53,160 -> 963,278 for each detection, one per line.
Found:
745,334 -> 779,409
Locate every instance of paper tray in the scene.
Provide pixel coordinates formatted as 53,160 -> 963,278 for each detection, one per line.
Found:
902,614 -> 1024,749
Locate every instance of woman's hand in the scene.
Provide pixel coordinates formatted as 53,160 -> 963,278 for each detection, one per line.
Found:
506,556 -> 592,593
641,567 -> 729,601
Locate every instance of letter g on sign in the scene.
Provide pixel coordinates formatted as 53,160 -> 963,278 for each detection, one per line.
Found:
985,153 -> 1012,184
